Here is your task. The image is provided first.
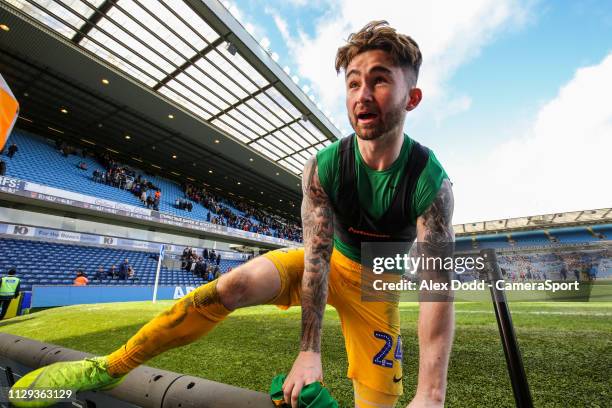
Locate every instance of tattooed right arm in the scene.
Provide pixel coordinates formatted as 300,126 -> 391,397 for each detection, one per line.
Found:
299,156 -> 334,352
281,156 -> 334,407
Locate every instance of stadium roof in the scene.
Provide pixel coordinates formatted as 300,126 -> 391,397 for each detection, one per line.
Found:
453,207 -> 612,236
0,0 -> 342,217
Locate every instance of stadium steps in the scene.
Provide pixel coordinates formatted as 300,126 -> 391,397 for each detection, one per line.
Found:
543,229 -> 558,243
470,235 -> 478,249
586,226 -> 606,240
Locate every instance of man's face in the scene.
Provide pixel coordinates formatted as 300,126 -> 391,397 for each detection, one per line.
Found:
345,50 -> 417,140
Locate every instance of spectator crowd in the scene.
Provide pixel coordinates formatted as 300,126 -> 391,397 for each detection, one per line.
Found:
181,246 -> 223,281
92,152 -> 162,211
89,150 -> 302,241
76,258 -> 138,285
4,135 -> 303,242
182,183 -> 302,242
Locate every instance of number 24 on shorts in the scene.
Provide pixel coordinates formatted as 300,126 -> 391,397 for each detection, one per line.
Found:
373,331 -> 403,368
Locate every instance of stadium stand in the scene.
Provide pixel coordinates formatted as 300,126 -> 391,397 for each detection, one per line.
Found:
509,231 -> 551,247
3,131 -> 200,216
2,130 -> 301,241
590,224 -> 608,238
0,238 -> 244,291
455,224 -> 611,251
496,248 -> 611,281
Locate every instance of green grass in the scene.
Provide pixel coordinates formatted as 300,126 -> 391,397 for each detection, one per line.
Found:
1,301 -> 610,407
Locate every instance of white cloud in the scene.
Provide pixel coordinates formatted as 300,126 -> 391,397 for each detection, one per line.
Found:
278,0 -> 531,130
221,0 -> 244,23
449,52 -> 612,223
260,36 -> 271,49
286,0 -> 309,6
270,0 -> 609,223
244,22 -> 256,36
433,95 -> 472,125
225,1 -> 269,47
270,9 -> 292,43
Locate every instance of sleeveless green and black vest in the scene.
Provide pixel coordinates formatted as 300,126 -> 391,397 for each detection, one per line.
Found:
331,134 -> 430,249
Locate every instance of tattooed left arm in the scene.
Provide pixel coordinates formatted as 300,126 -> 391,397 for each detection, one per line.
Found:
408,179 -> 455,408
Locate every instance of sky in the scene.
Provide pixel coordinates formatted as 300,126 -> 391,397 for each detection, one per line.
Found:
223,0 -> 611,224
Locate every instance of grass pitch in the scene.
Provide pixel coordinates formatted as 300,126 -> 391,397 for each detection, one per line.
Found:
1,301 -> 610,407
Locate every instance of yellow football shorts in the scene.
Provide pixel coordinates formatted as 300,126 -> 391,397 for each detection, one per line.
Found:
263,247 -> 403,397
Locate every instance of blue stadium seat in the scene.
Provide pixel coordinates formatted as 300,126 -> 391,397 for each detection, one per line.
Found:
0,237 -> 243,289
454,223 -> 611,253
2,131 -> 270,230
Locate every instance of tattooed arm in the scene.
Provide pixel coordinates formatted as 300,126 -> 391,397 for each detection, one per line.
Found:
299,156 -> 334,351
408,179 -> 455,408
283,156 -> 334,408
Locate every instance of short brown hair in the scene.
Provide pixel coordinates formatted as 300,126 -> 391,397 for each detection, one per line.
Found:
335,20 -> 422,81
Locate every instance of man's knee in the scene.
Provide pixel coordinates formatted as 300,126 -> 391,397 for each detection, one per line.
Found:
216,269 -> 250,311
216,257 -> 281,310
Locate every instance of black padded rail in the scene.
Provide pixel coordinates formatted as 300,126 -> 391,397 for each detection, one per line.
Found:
0,333 -> 273,408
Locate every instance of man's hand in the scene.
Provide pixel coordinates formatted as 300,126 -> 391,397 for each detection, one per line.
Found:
282,351 -> 323,408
